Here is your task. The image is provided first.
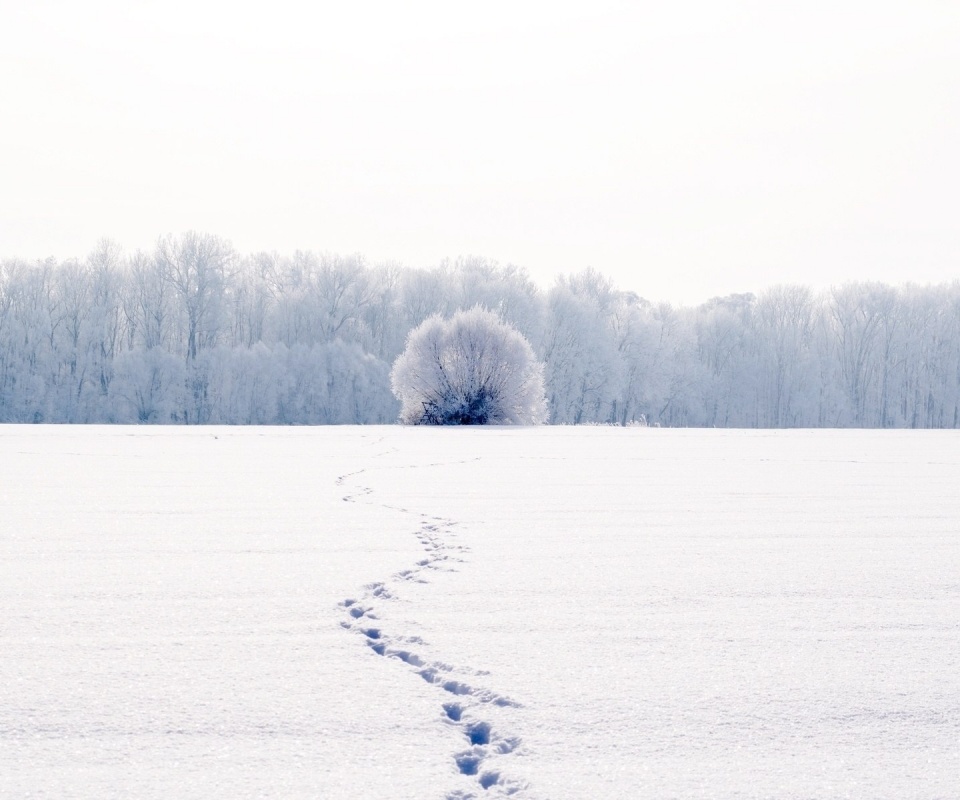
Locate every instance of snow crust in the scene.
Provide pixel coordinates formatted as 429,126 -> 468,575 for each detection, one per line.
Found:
2,426 -> 958,798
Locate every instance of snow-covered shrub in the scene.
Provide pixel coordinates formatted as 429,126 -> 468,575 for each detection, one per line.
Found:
390,307 -> 547,425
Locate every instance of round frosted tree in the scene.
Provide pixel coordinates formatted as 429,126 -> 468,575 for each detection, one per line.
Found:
391,307 -> 548,425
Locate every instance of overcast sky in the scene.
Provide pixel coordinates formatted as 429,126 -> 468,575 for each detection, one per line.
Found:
2,1 -> 958,304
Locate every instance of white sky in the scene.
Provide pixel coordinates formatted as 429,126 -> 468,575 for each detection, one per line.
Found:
2,0 -> 958,304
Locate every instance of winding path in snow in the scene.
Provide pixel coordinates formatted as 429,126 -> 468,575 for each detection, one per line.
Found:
336,452 -> 527,799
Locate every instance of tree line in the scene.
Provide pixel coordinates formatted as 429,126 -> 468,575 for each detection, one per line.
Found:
1,231 -> 958,427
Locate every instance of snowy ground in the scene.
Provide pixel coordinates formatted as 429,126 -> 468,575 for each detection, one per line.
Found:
2,426 -> 958,799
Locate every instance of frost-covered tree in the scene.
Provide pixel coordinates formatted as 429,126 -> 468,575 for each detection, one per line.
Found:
543,275 -> 622,424
156,232 -> 234,361
391,307 -> 547,425
110,346 -> 184,423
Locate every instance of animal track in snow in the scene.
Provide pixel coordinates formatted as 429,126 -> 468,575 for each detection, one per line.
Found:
337,455 -> 527,797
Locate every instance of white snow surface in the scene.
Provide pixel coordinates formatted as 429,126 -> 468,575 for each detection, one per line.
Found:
2,426 -> 958,799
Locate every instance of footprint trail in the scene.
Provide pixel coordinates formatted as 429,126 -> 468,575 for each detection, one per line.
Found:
337,455 -> 528,798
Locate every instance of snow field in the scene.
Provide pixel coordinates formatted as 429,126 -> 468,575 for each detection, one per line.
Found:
1,428 -> 452,798
348,427 -> 960,798
3,426 -> 959,799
